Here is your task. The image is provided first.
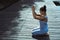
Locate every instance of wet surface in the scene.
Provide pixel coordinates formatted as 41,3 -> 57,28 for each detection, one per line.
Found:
0,0 -> 60,40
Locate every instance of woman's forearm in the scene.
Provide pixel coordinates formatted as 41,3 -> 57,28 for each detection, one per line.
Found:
32,10 -> 37,19
32,6 -> 37,19
32,6 -> 41,19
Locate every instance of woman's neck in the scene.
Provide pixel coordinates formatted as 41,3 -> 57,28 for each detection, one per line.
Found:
41,14 -> 46,16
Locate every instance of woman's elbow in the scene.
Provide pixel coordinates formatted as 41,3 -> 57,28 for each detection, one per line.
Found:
34,18 -> 37,19
33,16 -> 37,19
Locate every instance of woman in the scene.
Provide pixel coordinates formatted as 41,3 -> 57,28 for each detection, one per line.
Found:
32,5 -> 48,36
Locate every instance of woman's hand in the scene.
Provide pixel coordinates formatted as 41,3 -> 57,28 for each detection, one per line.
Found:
32,6 -> 35,11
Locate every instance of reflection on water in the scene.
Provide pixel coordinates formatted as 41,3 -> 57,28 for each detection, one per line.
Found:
0,0 -> 34,40
0,8 -> 19,40
0,1 -> 21,40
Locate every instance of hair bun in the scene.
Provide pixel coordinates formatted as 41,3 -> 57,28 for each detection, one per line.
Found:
40,5 -> 46,12
44,5 -> 46,9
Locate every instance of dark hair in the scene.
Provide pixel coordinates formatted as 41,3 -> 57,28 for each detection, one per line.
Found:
40,5 -> 46,12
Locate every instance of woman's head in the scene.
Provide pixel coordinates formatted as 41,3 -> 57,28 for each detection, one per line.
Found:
40,5 -> 46,15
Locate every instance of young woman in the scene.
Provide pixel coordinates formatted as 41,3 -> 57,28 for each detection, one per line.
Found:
32,5 -> 48,36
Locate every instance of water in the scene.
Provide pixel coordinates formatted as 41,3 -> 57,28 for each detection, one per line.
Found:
0,0 -> 60,40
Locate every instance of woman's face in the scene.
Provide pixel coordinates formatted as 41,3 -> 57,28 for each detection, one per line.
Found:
40,11 -> 45,15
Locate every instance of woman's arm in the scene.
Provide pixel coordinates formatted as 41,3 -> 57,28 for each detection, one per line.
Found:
34,15 -> 47,22
32,6 -> 37,19
32,6 -> 47,22
32,6 -> 41,19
